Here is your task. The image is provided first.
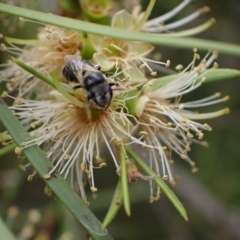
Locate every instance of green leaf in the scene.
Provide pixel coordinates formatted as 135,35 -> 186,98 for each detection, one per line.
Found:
0,143 -> 16,157
0,132 -> 12,141
12,58 -> 74,94
1,3 -> 240,56
116,144 -> 130,216
12,58 -> 56,89
0,98 -> 114,240
152,68 -> 240,90
102,179 -> 123,228
51,72 -> 84,108
0,217 -> 15,240
134,0 -> 155,31
126,146 -> 188,221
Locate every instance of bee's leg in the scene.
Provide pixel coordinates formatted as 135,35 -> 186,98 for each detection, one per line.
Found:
72,84 -> 83,90
109,82 -> 119,87
106,72 -> 120,81
94,64 -> 101,71
105,72 -> 114,77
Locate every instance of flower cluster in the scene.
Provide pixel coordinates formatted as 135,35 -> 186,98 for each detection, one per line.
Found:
0,1 -> 228,205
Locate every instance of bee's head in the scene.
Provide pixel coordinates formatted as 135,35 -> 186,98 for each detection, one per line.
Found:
90,83 -> 113,108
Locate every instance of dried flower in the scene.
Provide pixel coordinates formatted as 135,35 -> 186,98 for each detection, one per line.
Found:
0,25 -> 82,97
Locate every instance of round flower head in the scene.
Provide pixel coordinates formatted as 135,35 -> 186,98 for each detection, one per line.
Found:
7,87 -> 140,203
131,51 -> 229,200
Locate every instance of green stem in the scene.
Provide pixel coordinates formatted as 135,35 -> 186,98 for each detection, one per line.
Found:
0,3 -> 240,56
4,36 -> 39,45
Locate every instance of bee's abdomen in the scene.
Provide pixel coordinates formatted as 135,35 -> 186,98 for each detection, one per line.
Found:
62,66 -> 79,82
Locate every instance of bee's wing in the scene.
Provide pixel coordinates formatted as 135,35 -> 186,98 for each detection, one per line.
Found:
64,55 -> 83,71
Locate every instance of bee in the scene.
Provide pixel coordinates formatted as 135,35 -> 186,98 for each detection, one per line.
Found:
62,55 -> 117,108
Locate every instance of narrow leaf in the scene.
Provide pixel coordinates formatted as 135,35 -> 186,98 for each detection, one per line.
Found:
116,144 -> 131,216
12,58 -> 74,94
152,68 -> 240,90
0,143 -> 16,157
102,179 -> 123,228
51,72 -> 84,108
12,58 -> 56,89
0,218 -> 15,240
1,4 -> 240,56
0,98 -> 113,240
126,146 -> 188,221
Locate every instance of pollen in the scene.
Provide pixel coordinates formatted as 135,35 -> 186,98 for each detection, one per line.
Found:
1,91 -> 8,98
139,131 -> 148,136
50,147 -> 55,152
27,175 -> 33,182
154,194 -> 160,201
64,155 -> 71,160
151,71 -> 157,76
166,60 -> 170,68
204,124 -> 212,131
43,174 -> 51,180
14,147 -> 22,155
0,43 -> 6,51
149,196 -> 155,203
80,164 -> 85,171
162,175 -> 168,180
19,165 -> 26,171
91,186 -> 98,192
99,163 -> 107,168
21,142 -> 27,147
168,160 -> 174,165
18,156 -> 24,162
191,167 -> 199,173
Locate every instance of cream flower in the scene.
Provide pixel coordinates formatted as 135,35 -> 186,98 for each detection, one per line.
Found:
89,9 -> 155,81
8,89 -> 139,204
3,51 -> 229,203
131,51 -> 229,200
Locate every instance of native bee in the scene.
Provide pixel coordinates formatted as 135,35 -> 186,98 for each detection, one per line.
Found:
62,55 -> 117,108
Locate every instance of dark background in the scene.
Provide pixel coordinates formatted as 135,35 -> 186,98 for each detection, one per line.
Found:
0,0 -> 240,239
